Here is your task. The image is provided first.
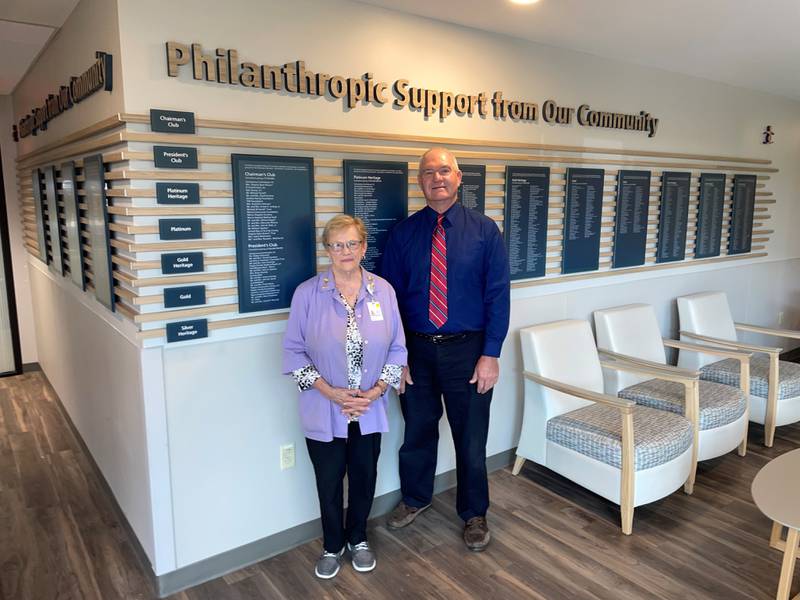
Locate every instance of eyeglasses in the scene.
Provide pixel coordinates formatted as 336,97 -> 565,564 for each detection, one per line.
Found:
327,240 -> 363,253
420,167 -> 454,179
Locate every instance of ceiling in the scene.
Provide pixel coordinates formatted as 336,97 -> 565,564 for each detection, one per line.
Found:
1,0 -> 799,100
0,0 -> 79,95
358,0 -> 800,101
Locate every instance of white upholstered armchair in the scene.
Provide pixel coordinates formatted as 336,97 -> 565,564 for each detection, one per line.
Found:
594,303 -> 751,464
514,319 -> 695,535
676,291 -> 800,447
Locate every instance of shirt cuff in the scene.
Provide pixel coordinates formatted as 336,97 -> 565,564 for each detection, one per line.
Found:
292,365 -> 321,392
481,339 -> 502,358
379,364 -> 403,390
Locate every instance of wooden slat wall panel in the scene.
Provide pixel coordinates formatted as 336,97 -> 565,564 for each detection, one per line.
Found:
16,122 -> 130,314
15,114 -> 776,342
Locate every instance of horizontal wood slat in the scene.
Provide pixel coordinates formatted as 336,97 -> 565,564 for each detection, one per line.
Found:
120,113 -> 772,165
120,131 -> 778,173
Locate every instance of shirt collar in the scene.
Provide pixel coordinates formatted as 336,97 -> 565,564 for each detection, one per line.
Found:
423,201 -> 460,227
318,268 -> 377,299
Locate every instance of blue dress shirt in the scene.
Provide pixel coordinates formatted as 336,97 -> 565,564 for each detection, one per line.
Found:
381,203 -> 510,357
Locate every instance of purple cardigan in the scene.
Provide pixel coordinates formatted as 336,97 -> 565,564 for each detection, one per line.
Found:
282,268 -> 407,441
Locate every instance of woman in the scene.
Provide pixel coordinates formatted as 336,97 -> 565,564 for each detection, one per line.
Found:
282,214 -> 406,579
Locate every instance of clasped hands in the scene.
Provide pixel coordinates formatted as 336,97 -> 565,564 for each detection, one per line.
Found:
326,385 -> 383,419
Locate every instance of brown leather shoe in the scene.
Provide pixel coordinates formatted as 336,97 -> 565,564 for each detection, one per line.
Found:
386,501 -> 430,530
463,516 -> 491,552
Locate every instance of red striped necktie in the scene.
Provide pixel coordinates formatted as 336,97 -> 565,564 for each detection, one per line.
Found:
429,213 -> 448,329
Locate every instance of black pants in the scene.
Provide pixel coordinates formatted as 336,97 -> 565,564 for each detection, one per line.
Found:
306,421 -> 381,553
399,331 -> 492,522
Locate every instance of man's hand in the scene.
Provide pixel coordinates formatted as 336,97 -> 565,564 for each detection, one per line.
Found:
399,366 -> 414,394
469,355 -> 499,394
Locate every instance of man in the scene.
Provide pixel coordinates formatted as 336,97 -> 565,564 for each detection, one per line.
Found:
381,147 -> 510,551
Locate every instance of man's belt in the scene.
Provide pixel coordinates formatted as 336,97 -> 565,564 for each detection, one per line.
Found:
411,331 -> 479,344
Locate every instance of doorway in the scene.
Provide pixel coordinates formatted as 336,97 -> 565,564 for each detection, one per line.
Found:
0,146 -> 23,376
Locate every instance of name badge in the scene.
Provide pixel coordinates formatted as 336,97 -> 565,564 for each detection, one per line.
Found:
367,301 -> 383,321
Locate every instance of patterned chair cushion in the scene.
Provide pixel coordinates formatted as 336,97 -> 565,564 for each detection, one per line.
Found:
619,379 -> 746,431
700,356 -> 800,400
546,404 -> 692,471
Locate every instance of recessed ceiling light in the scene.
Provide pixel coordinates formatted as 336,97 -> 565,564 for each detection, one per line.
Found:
510,0 -> 541,5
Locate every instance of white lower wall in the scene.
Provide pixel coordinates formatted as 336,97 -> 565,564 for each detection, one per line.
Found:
28,259 -> 157,565
163,256 -> 800,568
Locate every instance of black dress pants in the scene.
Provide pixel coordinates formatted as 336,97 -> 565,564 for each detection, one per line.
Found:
306,421 -> 381,553
398,331 -> 492,522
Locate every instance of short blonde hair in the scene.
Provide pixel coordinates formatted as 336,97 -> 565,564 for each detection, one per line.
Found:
322,214 -> 367,246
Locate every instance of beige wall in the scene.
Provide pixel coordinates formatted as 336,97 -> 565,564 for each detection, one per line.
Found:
12,0 -> 124,156
4,0 -> 126,363
117,0 -> 800,259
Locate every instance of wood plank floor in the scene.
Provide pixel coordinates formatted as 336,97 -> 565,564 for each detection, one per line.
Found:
1,371 -> 799,599
0,372 -> 155,600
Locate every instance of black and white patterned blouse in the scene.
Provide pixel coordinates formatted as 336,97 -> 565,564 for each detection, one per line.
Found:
292,292 -> 403,403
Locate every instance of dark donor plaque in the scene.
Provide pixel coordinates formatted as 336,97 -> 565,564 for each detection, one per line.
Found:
729,174 -> 757,255
161,251 -> 204,274
158,218 -> 202,240
83,154 -> 115,312
60,161 -> 86,290
695,173 -> 726,259
562,168 -> 604,274
156,182 -> 200,204
232,154 -> 315,313
612,170 -> 651,268
153,146 -> 198,169
43,166 -> 65,276
457,164 -> 486,213
31,169 -> 47,262
504,166 -> 550,280
164,285 -> 206,308
166,319 -> 208,343
150,109 -> 196,134
343,160 -> 408,273
656,171 -> 691,263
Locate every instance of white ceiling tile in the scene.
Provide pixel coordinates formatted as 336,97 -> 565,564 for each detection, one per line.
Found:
0,0 -> 80,28
0,20 -> 54,94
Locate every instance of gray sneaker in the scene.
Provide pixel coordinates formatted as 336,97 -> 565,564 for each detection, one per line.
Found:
314,547 -> 344,579
347,541 -> 376,572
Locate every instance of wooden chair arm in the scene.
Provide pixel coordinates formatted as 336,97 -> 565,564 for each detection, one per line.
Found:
523,371 -> 635,413
662,338 -> 752,362
599,352 -> 701,433
525,368 -> 637,533
679,331 -> 782,355
598,350 -> 700,383
734,322 -> 800,341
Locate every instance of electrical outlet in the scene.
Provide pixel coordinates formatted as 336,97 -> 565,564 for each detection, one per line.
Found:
778,311 -> 785,325
280,444 -> 295,470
